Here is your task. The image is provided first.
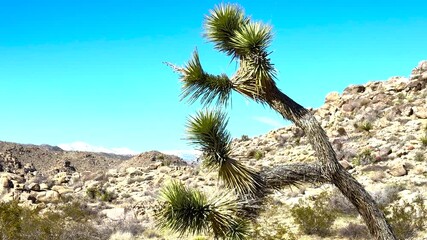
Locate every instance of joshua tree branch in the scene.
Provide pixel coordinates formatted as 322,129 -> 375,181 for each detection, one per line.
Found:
260,163 -> 328,189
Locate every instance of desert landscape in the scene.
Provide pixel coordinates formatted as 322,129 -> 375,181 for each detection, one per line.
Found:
1,60 -> 426,239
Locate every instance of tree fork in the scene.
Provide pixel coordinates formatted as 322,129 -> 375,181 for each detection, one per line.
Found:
260,86 -> 396,240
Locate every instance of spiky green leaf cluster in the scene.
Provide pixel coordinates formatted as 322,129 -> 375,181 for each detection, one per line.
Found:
204,4 -> 276,100
230,22 -> 272,56
180,50 -> 232,106
205,5 -> 272,58
186,110 -> 264,196
204,4 -> 249,56
156,181 -> 210,235
155,181 -> 249,239
186,110 -> 231,168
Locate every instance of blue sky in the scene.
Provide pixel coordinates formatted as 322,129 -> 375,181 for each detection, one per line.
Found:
1,0 -> 426,157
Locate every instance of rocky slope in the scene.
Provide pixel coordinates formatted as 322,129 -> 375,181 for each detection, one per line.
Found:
1,60 -> 427,239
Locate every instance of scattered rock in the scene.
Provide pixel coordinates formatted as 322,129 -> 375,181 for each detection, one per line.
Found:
101,207 -> 125,221
339,160 -> 353,170
387,164 -> 408,177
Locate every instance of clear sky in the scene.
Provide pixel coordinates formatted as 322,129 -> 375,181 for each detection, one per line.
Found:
1,0 -> 426,157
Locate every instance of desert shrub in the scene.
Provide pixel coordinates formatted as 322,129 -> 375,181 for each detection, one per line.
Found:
0,200 -> 102,240
414,151 -> 425,162
337,127 -> 347,136
355,121 -> 373,132
60,201 -> 96,222
0,201 -> 66,239
161,158 -> 172,166
57,221 -> 102,240
247,149 -> 263,160
420,135 -> 427,146
240,135 -> 249,141
397,92 -> 405,100
338,223 -> 369,240
352,148 -> 374,166
0,200 -> 41,239
86,186 -> 115,202
290,193 -> 337,236
254,150 -> 263,160
371,184 -> 403,209
383,196 -> 426,240
106,215 -> 146,236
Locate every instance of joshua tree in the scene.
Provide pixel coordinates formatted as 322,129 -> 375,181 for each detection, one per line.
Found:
157,4 -> 396,239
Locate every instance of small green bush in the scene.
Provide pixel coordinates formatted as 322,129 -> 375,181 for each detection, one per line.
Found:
352,148 -> 374,166
372,184 -> 403,209
60,201 -> 96,222
415,151 -> 425,162
254,150 -> 263,160
355,121 -> 373,132
247,149 -> 263,160
290,193 -> 337,237
384,196 -> 426,240
86,186 -> 115,202
240,135 -> 249,141
0,200 -> 102,240
420,135 -> 427,146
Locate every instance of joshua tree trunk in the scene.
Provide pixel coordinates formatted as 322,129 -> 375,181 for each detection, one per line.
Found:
258,86 -> 396,240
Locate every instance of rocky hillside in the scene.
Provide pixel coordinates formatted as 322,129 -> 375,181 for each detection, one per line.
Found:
1,60 -> 426,240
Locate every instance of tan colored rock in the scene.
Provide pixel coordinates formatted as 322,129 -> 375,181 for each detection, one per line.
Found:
37,190 -> 60,202
39,183 -> 49,190
341,103 -> 355,112
343,84 -> 366,94
53,172 -> 69,184
27,182 -> 40,191
388,164 -> 407,177
325,91 -> 340,103
1,177 -> 13,189
414,107 -> 427,119
51,185 -> 74,195
101,207 -> 125,220
339,160 -> 353,170
1,192 -> 16,202
126,167 -> 143,176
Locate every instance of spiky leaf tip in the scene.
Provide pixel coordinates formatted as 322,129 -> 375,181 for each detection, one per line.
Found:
204,4 -> 249,57
155,181 -> 211,236
186,110 -> 232,169
218,158 -> 265,197
230,21 -> 273,57
180,50 -> 232,106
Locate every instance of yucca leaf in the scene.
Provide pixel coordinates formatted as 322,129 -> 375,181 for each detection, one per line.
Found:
224,219 -> 250,240
186,110 -> 265,196
204,4 -> 249,57
177,50 -> 232,106
186,110 -> 232,167
155,181 -> 211,236
230,22 -> 273,56
156,181 -> 249,239
218,158 -> 265,196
